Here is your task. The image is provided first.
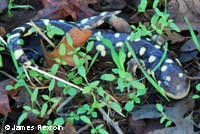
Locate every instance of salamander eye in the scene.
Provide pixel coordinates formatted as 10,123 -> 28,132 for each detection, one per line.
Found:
158,60 -> 190,99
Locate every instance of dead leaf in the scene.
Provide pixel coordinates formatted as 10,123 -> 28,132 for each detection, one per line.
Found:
92,0 -> 127,11
178,50 -> 199,63
130,94 -> 195,133
34,0 -> 97,20
165,31 -> 185,44
168,0 -> 200,31
59,122 -> 77,134
43,27 -> 92,67
0,27 -> 6,37
181,34 -> 200,52
0,79 -> 14,115
109,15 -> 131,33
0,0 -> 8,13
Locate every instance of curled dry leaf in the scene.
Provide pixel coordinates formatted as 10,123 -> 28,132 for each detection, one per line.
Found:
109,15 -> 131,33
130,95 -> 194,133
34,0 -> 97,20
0,79 -> 17,115
43,27 -> 92,67
168,0 -> 200,31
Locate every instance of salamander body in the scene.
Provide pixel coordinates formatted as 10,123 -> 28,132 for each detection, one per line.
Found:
7,12 -> 190,99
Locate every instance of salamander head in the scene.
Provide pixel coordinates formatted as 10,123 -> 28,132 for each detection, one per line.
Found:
157,59 -> 190,99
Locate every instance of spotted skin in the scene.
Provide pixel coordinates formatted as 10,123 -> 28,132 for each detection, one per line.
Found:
7,12 -> 190,99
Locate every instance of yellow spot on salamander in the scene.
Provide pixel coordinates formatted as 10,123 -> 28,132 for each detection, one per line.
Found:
139,47 -> 146,56
161,65 -> 167,72
14,49 -> 24,60
148,55 -> 156,63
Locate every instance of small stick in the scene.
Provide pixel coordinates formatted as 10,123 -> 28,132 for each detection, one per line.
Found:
25,65 -> 83,91
98,107 -> 124,134
30,20 -> 55,47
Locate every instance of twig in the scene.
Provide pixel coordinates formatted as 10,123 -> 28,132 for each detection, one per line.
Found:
24,65 -> 83,91
56,91 -> 80,116
77,120 -> 104,134
30,20 -> 55,47
187,75 -> 200,80
23,67 -> 37,87
47,97 -> 62,115
0,71 -> 18,81
98,107 -> 124,134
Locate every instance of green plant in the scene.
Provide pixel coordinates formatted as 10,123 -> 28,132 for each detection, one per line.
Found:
7,0 -> 34,17
0,36 -> 6,67
192,83 -> 200,99
156,103 -> 172,127
137,0 -> 180,35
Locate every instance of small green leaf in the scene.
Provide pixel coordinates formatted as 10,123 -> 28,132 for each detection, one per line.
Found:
72,77 -> 83,85
97,87 -> 105,97
80,115 -> 91,124
50,97 -> 59,103
137,88 -> 147,96
32,109 -> 40,115
196,83 -> 200,91
91,111 -> 97,118
98,128 -> 109,134
59,43 -> 66,56
52,25 -> 64,35
192,95 -> 200,99
31,89 -> 38,103
54,117 -> 65,126
40,103 -> 48,117
6,85 -> 13,91
86,41 -> 94,53
50,64 -> 59,75
153,0 -> 160,8
138,0 -> 147,12
42,95 -> 50,100
169,22 -> 180,32
110,102 -> 122,113
165,120 -> 172,127
101,74 -> 116,81
125,101 -> 134,112
156,103 -> 163,112
131,81 -> 145,90
83,81 -> 99,94
66,33 -> 73,47
23,105 -> 31,111
18,112 -> 28,125
160,115 -> 167,124
48,79 -> 55,92
78,66 -> 86,78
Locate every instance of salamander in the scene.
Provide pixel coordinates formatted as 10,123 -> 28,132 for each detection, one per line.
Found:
7,11 -> 190,99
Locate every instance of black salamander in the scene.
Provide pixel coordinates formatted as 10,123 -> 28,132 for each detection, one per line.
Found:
7,11 -> 190,99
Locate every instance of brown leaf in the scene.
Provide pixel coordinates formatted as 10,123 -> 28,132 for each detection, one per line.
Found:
43,27 -> 92,67
0,26 -> 6,37
109,15 -> 131,33
92,0 -> 127,11
59,122 -> 77,134
34,0 -> 97,20
181,34 -> 200,52
130,94 -> 195,133
168,0 -> 200,31
0,79 -> 14,115
165,30 -> 185,44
